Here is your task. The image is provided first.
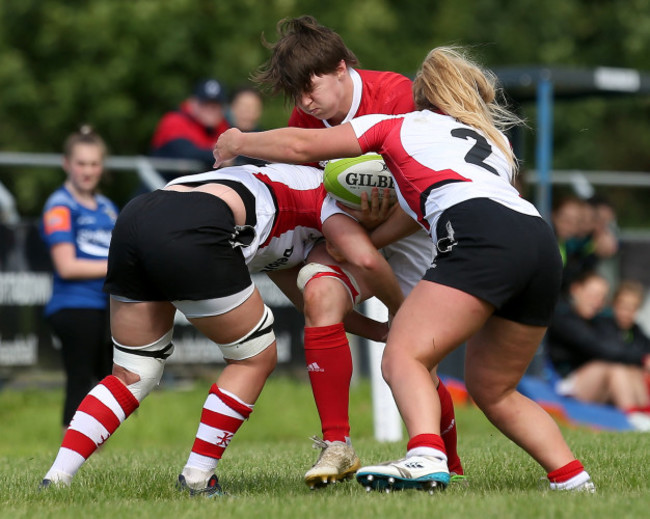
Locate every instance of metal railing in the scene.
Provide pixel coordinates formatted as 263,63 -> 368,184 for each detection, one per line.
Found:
0,152 -> 205,224
525,169 -> 650,188
1,151 -> 650,228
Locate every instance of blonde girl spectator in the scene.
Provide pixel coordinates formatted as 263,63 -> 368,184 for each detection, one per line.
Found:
41,125 -> 118,433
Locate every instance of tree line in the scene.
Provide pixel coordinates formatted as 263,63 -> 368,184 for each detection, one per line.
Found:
1,0 -> 649,221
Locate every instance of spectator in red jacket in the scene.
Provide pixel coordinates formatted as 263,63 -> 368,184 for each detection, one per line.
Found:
150,78 -> 230,179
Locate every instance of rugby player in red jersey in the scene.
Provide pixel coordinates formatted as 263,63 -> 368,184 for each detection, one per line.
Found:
253,15 -> 464,488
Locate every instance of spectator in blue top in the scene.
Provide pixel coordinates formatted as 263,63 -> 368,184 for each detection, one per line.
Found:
41,125 -> 119,433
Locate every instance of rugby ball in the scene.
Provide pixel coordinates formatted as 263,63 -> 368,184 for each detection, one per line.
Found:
323,154 -> 395,209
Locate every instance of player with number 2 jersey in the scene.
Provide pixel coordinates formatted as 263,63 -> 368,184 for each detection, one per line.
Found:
213,45 -> 595,494
350,110 -> 540,238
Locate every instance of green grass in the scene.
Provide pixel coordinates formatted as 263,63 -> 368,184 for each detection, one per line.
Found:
1,373 -> 649,518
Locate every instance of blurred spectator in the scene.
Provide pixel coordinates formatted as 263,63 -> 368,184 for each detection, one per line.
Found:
588,194 -> 619,259
594,280 -> 650,392
40,125 -> 118,433
546,271 -> 650,430
551,195 -> 619,290
551,195 -> 584,266
225,85 -> 267,167
228,85 -> 264,132
588,194 -> 620,287
150,78 -> 230,179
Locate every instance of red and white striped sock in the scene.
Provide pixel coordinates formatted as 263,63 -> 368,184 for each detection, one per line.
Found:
44,375 -> 139,484
182,384 -> 253,485
304,323 -> 352,443
437,379 -> 463,475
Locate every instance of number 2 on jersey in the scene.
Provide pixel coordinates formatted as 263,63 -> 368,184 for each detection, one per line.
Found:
451,128 -> 498,175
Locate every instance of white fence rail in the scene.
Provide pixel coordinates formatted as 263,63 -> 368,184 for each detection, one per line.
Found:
0,152 -> 206,224
2,151 -> 650,223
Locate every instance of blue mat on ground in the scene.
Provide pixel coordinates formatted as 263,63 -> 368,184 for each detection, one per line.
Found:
517,375 -> 633,431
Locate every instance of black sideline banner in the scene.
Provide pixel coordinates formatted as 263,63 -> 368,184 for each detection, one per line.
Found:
0,222 -> 306,370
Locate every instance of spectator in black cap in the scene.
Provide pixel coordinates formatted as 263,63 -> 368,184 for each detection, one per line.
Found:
150,78 -> 230,180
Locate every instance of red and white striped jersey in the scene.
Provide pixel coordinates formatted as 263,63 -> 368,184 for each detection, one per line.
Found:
350,110 -> 540,241
168,164 -> 345,273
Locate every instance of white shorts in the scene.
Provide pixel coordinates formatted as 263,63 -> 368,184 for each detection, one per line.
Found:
111,284 -> 256,319
381,228 -> 434,296
322,195 -> 434,297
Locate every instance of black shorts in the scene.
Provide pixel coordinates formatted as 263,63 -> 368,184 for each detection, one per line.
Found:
104,190 -> 252,301
423,198 -> 562,326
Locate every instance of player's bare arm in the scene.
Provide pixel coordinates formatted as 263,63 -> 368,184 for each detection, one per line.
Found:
343,311 -> 390,343
322,214 -> 404,317
369,204 -> 421,249
213,124 -> 362,168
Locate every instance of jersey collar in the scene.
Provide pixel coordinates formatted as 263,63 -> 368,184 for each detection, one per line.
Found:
324,68 -> 362,128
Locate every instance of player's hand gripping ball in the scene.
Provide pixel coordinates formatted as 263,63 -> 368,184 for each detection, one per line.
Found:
323,154 -> 395,209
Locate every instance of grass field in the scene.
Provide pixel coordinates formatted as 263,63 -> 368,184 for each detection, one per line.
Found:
1,372 -> 649,518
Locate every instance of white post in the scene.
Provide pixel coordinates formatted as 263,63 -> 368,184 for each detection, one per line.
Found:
364,297 -> 402,442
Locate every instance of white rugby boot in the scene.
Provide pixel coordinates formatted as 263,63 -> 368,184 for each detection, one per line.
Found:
304,436 -> 361,489
356,455 -> 450,493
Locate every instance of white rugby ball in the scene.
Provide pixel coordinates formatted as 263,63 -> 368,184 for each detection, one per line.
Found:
323,154 -> 395,209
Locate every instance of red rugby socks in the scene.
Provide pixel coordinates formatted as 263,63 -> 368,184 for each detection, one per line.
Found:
304,323 -> 352,443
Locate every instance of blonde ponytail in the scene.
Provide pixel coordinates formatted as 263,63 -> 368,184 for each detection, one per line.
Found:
413,46 -> 524,174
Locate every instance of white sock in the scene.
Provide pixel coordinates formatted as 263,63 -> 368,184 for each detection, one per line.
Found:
406,446 -> 448,463
549,470 -> 591,490
184,452 -> 220,474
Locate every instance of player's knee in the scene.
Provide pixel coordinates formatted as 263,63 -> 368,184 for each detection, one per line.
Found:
380,352 -> 398,387
297,263 -> 361,307
249,339 -> 278,379
302,277 -> 352,322
112,363 -> 140,386
464,377 -> 504,413
112,328 -> 174,402
218,305 -> 276,362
